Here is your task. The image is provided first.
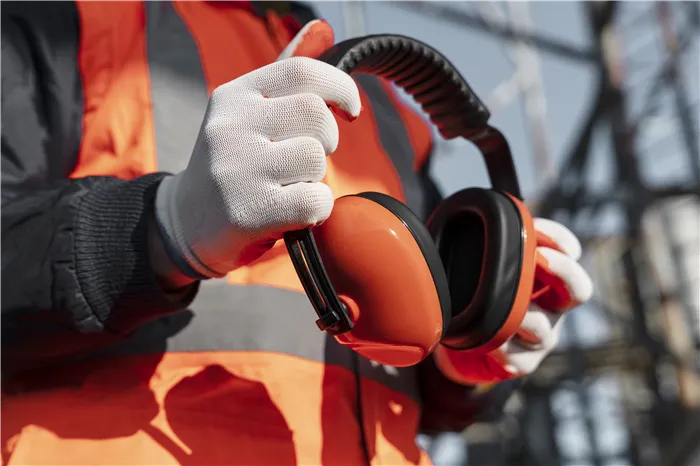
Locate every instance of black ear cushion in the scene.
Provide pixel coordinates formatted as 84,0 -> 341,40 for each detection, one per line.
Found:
427,188 -> 525,349
356,192 -> 452,336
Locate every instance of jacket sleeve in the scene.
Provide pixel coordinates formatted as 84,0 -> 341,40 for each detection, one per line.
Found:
418,354 -> 523,434
1,2 -> 195,375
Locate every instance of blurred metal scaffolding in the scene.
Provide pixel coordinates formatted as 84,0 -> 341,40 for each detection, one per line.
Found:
475,1 -> 557,187
382,1 -> 700,466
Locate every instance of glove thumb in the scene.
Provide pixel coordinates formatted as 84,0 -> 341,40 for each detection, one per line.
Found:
277,19 -> 335,61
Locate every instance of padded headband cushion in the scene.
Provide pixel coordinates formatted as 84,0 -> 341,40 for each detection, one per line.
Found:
427,188 -> 525,349
318,35 -> 489,140
356,192 -> 452,336
319,34 -> 524,199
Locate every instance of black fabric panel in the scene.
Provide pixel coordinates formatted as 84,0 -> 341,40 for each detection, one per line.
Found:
1,1 -> 83,197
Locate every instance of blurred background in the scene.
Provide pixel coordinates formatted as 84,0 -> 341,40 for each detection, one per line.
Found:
312,2 -> 700,466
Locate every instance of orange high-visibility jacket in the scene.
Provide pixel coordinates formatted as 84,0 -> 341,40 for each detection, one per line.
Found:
1,2 -> 518,464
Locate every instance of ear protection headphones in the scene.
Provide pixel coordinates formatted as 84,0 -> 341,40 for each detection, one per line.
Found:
284,34 -> 537,368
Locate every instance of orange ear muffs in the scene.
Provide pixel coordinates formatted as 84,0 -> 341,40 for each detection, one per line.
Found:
284,34 -> 534,367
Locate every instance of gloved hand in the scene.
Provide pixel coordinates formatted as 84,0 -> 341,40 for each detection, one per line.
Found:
154,20 -> 360,279
434,218 -> 594,385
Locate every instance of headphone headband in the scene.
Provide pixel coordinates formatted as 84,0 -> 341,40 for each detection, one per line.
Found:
318,34 -> 522,199
286,34 -> 523,336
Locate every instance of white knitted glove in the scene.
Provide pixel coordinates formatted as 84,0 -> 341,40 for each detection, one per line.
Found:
434,219 -> 594,385
154,26 -> 361,279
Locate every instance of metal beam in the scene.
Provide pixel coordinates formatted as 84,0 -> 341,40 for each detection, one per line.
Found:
529,340 -> 649,385
536,77 -> 605,216
631,22 -> 700,132
560,185 -> 700,212
657,2 -> 700,184
391,1 -> 599,63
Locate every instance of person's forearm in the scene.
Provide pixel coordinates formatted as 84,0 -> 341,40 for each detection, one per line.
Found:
147,213 -> 198,297
2,174 -> 197,373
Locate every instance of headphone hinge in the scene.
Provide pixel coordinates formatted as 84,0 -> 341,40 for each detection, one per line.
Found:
284,229 -> 355,335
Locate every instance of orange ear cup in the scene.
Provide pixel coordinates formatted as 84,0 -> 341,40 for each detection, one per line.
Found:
427,188 -> 537,353
311,194 -> 447,367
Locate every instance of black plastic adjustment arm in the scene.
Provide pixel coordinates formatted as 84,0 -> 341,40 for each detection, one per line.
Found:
284,229 -> 353,335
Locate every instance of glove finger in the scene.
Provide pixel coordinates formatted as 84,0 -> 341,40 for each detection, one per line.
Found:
254,57 -> 362,121
265,136 -> 327,186
533,218 -> 582,260
514,304 -> 564,350
435,346 -> 513,385
497,312 -> 565,375
276,181 -> 334,231
476,347 -> 527,381
265,93 -> 339,154
497,340 -> 551,377
277,19 -> 335,61
535,247 -> 594,312
484,348 -> 518,377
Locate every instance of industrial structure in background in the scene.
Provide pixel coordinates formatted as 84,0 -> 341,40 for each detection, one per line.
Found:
345,2 -> 700,466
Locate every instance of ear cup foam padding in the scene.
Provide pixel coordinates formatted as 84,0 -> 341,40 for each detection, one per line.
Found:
318,35 -> 490,140
427,188 -> 525,350
356,192 -> 452,336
